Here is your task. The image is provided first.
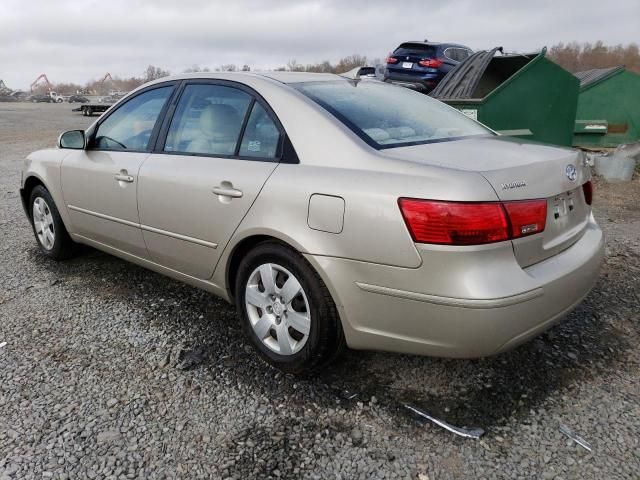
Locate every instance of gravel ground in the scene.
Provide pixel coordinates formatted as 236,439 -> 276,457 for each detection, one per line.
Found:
1,102 -> 639,479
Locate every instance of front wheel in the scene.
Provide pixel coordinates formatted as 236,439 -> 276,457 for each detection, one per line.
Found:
235,242 -> 344,373
29,186 -> 77,260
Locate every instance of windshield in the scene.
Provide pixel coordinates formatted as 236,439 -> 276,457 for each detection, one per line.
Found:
293,80 -> 491,149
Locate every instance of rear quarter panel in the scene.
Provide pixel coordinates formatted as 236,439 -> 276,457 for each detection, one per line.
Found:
212,157 -> 500,291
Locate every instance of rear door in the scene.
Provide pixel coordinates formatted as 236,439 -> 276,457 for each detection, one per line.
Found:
61,84 -> 175,258
389,43 -> 438,76
137,81 -> 283,279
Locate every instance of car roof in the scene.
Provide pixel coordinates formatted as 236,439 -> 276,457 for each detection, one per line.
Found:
396,41 -> 470,49
155,71 -> 346,85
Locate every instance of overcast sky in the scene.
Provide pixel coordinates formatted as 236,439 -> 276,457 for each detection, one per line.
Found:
1,0 -> 638,89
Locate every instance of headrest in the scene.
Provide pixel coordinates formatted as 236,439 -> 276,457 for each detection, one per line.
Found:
199,104 -> 241,140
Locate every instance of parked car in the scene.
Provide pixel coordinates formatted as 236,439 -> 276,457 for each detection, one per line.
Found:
48,92 -> 65,103
20,72 -> 604,372
68,95 -> 89,103
384,40 -> 473,92
98,95 -> 118,103
28,94 -> 55,103
10,91 -> 28,101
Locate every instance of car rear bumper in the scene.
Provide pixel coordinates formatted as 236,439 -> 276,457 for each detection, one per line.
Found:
305,214 -> 604,358
383,70 -> 443,90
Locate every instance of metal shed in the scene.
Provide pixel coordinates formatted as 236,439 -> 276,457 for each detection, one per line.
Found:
430,47 -> 579,147
573,66 -> 640,149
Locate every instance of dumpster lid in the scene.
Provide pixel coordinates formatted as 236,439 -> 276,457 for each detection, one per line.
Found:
574,66 -> 624,89
430,47 -> 540,100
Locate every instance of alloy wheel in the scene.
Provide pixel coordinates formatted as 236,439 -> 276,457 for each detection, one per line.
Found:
32,197 -> 55,250
245,263 -> 311,355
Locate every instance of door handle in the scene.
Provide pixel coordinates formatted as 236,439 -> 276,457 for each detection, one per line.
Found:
114,170 -> 134,183
212,184 -> 243,198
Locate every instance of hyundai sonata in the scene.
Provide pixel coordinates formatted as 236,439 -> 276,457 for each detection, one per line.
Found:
20,71 -> 604,372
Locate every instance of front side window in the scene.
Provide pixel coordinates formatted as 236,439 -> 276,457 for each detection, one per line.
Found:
164,84 -> 252,156
294,80 -> 491,149
94,86 -> 173,151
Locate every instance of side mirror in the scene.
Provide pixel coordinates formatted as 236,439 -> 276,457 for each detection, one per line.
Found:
58,130 -> 85,149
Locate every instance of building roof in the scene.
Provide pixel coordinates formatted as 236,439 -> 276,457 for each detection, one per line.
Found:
574,66 -> 624,88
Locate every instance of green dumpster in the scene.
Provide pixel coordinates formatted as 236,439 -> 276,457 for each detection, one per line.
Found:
430,47 -> 579,147
573,66 -> 640,149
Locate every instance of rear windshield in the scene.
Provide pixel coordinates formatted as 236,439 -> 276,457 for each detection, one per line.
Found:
394,43 -> 437,56
293,80 -> 491,149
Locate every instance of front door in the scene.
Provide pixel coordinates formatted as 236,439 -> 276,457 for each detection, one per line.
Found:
138,82 -> 283,279
61,85 -> 174,258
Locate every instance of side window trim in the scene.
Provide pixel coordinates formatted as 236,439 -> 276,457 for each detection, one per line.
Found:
152,79 -> 297,163
443,47 -> 454,62
234,98 -> 256,156
87,81 -> 178,153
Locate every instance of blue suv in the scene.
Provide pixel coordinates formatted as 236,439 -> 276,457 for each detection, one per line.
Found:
384,41 -> 473,92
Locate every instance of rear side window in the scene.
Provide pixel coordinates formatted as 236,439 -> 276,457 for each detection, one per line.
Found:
444,48 -> 472,62
393,43 -> 437,57
94,86 -> 173,151
238,103 -> 281,158
444,47 -> 458,61
459,49 -> 472,60
164,84 -> 252,156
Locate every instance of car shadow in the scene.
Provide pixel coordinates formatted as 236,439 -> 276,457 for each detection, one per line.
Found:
27,243 -> 634,433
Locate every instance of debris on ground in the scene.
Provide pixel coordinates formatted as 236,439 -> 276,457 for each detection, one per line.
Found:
559,424 -> 593,452
174,345 -> 210,370
404,404 -> 485,439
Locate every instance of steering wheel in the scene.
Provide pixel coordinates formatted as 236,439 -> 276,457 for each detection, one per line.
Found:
123,129 -> 152,150
96,135 -> 127,149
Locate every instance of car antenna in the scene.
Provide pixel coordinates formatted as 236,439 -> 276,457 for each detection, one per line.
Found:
338,66 -> 377,82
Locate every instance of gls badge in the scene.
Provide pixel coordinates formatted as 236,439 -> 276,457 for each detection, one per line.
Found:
501,180 -> 527,190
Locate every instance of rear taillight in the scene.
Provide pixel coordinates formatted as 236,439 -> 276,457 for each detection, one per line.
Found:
502,200 -> 547,239
398,198 -> 547,246
418,58 -> 444,68
386,56 -> 398,64
582,181 -> 593,205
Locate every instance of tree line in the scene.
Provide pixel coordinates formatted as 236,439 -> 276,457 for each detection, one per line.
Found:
547,41 -> 640,74
43,54 -> 372,94
42,42 -> 639,94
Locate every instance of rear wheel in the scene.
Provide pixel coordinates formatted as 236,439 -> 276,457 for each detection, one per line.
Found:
235,242 -> 344,373
29,186 -> 77,260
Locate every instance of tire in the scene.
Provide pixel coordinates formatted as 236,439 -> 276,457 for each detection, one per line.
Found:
235,241 -> 345,373
29,185 -> 77,260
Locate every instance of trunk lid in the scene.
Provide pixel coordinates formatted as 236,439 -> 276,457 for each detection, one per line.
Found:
382,136 -> 592,266
389,43 -> 438,72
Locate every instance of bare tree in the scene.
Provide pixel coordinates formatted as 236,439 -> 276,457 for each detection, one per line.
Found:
183,64 -> 211,73
334,54 -> 368,74
286,59 -> 305,72
548,41 -> 640,73
143,65 -> 171,82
